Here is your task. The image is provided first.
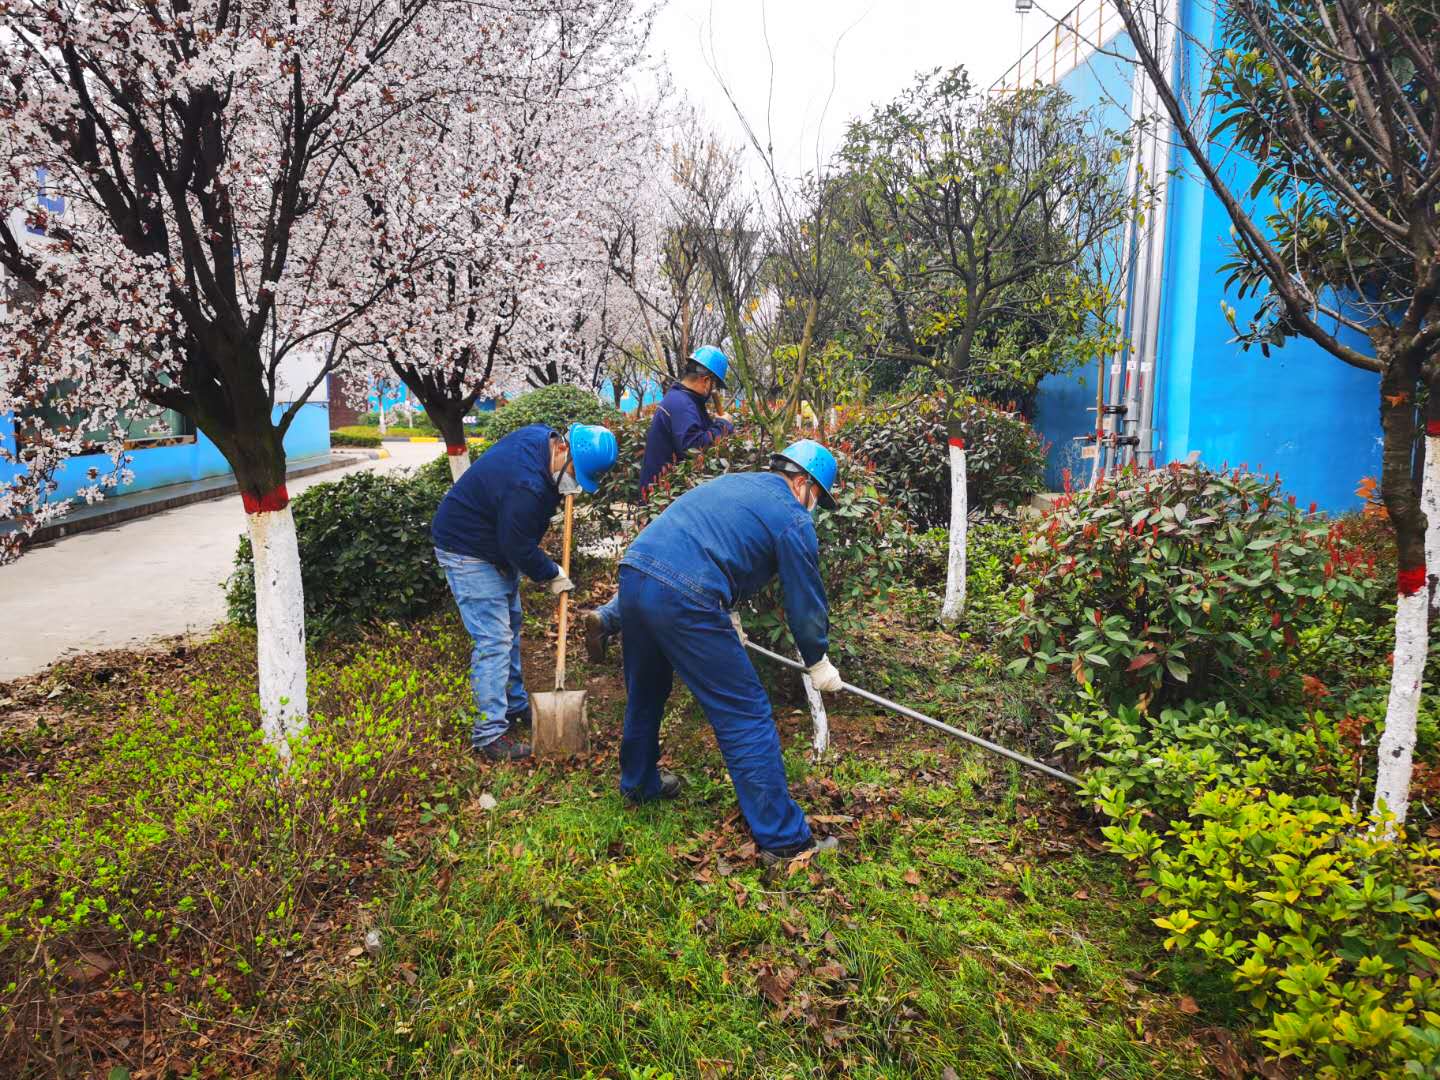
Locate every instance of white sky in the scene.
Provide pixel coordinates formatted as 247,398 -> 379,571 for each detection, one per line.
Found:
647,0 -> 1039,178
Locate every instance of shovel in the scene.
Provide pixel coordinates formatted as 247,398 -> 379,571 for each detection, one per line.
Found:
531,493 -> 589,756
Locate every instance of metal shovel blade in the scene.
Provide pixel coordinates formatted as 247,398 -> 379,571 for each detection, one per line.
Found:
530,689 -> 589,756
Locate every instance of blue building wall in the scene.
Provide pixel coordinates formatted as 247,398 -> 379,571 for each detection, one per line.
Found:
0,402 -> 331,507
597,377 -> 666,413
1031,3 -> 1381,510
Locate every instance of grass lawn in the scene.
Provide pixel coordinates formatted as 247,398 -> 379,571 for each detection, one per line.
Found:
0,572 -> 1257,1078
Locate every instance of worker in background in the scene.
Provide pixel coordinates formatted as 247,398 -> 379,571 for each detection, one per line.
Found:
614,439 -> 844,868
432,422 -> 618,761
584,345 -> 734,661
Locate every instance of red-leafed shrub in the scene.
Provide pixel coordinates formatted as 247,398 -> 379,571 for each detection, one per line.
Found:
1003,464 -> 1386,705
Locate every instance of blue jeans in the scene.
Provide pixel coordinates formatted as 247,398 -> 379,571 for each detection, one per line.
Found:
594,593 -> 622,635
435,548 -> 529,748
618,566 -> 811,852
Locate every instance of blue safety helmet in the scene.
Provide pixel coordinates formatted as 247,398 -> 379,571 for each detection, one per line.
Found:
689,345 -> 729,389
566,423 -> 619,494
772,438 -> 838,510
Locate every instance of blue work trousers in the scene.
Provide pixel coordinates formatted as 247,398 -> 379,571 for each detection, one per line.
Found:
435,547 -> 529,748
594,593 -> 622,635
618,567 -> 811,852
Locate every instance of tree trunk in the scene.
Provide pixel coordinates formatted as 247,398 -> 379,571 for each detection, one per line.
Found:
409,393 -> 470,484
798,647 -> 830,758
246,500 -> 306,759
196,386 -> 308,759
1424,395 -> 1440,616
941,419 -> 968,625
1372,358 -> 1428,831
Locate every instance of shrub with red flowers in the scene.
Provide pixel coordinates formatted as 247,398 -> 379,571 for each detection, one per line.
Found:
1003,464 -> 1386,706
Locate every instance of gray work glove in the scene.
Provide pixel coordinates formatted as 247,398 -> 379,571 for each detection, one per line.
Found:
729,610 -> 747,644
548,572 -> 575,595
807,655 -> 843,693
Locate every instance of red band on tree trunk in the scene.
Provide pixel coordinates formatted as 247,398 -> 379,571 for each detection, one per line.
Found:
948,437 -> 965,450
1427,420 -> 1440,436
242,486 -> 290,514
1397,565 -> 1427,596
446,444 -> 468,456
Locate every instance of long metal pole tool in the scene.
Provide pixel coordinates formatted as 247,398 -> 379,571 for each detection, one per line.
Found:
744,640 -> 1078,786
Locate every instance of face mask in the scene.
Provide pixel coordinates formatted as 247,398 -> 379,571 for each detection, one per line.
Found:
556,470 -> 583,496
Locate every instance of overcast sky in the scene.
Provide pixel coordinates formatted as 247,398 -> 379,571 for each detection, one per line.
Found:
647,0 -> 1041,177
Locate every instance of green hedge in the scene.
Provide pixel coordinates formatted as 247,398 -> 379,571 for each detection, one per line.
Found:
331,427 -> 382,448
482,385 -> 621,443
227,469 -> 451,640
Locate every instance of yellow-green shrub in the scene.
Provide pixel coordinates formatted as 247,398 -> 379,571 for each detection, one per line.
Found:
1102,787 -> 1440,1078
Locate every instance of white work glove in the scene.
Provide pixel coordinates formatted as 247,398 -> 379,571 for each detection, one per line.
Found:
729,611 -> 747,644
807,655 -> 843,693
548,573 -> 575,595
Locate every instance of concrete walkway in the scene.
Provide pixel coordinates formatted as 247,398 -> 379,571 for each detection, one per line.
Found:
0,442 -> 444,681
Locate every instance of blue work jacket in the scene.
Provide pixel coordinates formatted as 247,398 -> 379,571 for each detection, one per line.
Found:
621,471 -> 830,665
431,424 -> 561,582
639,383 -> 734,498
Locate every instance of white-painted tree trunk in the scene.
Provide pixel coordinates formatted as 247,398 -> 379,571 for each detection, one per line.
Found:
799,648 -> 830,758
1423,428 -> 1440,613
247,504 -> 307,758
941,439 -> 967,624
1372,433 -> 1440,834
1373,583 -> 1426,833
447,447 -> 469,483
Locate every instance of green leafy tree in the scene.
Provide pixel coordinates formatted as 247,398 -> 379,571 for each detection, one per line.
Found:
840,68 -> 1133,620
1112,0 -> 1440,826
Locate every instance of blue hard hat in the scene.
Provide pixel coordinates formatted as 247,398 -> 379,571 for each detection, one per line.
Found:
690,345 -> 729,388
567,423 -> 619,494
773,438 -> 838,510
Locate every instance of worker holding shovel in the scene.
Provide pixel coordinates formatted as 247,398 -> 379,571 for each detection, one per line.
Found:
584,345 -> 734,662
432,422 -> 618,761
615,439 -> 844,868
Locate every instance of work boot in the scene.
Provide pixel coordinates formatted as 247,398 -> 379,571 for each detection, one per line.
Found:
583,610 -> 610,663
758,835 -> 839,871
625,769 -> 682,803
475,731 -> 532,762
506,709 -> 531,729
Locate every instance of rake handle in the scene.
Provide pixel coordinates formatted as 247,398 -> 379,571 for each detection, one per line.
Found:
555,493 -> 574,691
742,639 -> 1077,786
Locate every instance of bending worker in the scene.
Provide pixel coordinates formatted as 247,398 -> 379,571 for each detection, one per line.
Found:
585,345 -> 734,661
432,422 -> 618,761
615,439 -> 844,867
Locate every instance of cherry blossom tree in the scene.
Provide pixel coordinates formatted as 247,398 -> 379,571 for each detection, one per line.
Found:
0,0 -> 494,752
361,0 -> 660,482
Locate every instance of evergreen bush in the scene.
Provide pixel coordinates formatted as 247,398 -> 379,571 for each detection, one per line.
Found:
836,394 -> 1047,529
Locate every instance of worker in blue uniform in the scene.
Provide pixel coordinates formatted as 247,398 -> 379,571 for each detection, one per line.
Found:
585,345 -> 734,661
432,422 -> 618,761
615,439 -> 845,866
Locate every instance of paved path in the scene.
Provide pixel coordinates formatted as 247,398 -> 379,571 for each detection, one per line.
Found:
0,443 -> 444,681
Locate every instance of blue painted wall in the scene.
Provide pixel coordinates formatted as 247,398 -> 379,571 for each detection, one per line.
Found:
597,377 -> 666,413
1031,2 -> 1381,510
1033,37 -> 1139,490
0,402 -> 331,507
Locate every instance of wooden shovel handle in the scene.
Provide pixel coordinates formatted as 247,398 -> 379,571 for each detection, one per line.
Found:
555,493 -> 574,691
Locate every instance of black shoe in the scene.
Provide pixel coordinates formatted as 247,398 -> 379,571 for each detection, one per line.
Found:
506,709 -> 531,728
625,769 -> 682,803
759,835 -> 838,870
475,732 -> 532,762
584,611 -> 610,663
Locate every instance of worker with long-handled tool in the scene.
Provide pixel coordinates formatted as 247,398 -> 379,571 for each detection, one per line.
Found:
584,345 -> 734,662
432,422 -> 618,762
615,438 -> 844,868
